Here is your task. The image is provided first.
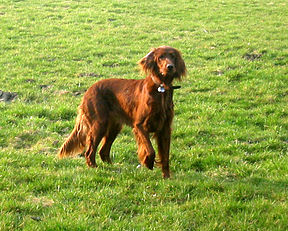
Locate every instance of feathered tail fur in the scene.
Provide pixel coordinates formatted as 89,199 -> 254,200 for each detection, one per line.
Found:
58,109 -> 89,158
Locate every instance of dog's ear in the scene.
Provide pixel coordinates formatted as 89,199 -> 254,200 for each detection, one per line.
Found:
138,48 -> 158,75
174,49 -> 187,80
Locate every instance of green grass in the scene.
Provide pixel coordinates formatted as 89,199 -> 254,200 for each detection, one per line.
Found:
0,0 -> 288,230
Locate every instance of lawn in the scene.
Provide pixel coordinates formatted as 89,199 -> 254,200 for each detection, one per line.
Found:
0,0 -> 287,230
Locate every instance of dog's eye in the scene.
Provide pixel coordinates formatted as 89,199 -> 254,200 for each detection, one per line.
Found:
170,53 -> 176,59
159,55 -> 165,60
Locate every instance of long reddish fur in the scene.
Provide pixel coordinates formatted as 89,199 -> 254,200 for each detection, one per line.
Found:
58,46 -> 186,178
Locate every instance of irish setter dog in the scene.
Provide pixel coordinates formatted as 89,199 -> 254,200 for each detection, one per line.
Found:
58,46 -> 186,178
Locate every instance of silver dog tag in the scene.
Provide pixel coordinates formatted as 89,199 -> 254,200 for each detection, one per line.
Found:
158,84 -> 165,93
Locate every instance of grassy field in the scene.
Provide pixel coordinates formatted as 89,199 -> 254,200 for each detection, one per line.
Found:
0,0 -> 287,230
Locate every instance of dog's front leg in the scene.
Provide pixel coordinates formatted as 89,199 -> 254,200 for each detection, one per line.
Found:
155,121 -> 172,179
154,114 -> 173,178
133,123 -> 155,170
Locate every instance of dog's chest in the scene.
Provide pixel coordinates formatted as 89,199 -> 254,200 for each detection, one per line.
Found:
144,93 -> 173,132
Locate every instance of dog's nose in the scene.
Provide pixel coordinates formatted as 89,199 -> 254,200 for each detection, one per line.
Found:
167,64 -> 174,70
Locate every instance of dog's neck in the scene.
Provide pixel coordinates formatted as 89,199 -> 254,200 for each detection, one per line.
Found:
150,74 -> 162,85
148,75 -> 169,93
147,75 -> 181,92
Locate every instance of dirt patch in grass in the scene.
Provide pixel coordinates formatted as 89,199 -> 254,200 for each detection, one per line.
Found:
0,90 -> 17,102
243,51 -> 264,61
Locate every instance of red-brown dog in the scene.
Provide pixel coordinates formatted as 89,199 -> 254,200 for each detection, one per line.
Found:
58,46 -> 186,178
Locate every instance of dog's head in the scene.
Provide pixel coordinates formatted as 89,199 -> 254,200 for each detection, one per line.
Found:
139,46 -> 186,84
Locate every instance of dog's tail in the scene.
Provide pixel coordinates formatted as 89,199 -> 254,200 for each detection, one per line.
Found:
58,109 -> 89,159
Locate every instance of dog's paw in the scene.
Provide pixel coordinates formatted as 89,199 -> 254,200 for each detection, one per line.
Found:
86,161 -> 97,168
144,154 -> 155,170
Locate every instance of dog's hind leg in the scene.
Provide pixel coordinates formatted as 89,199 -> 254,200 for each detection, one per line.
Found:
99,122 -> 122,163
85,120 -> 108,168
